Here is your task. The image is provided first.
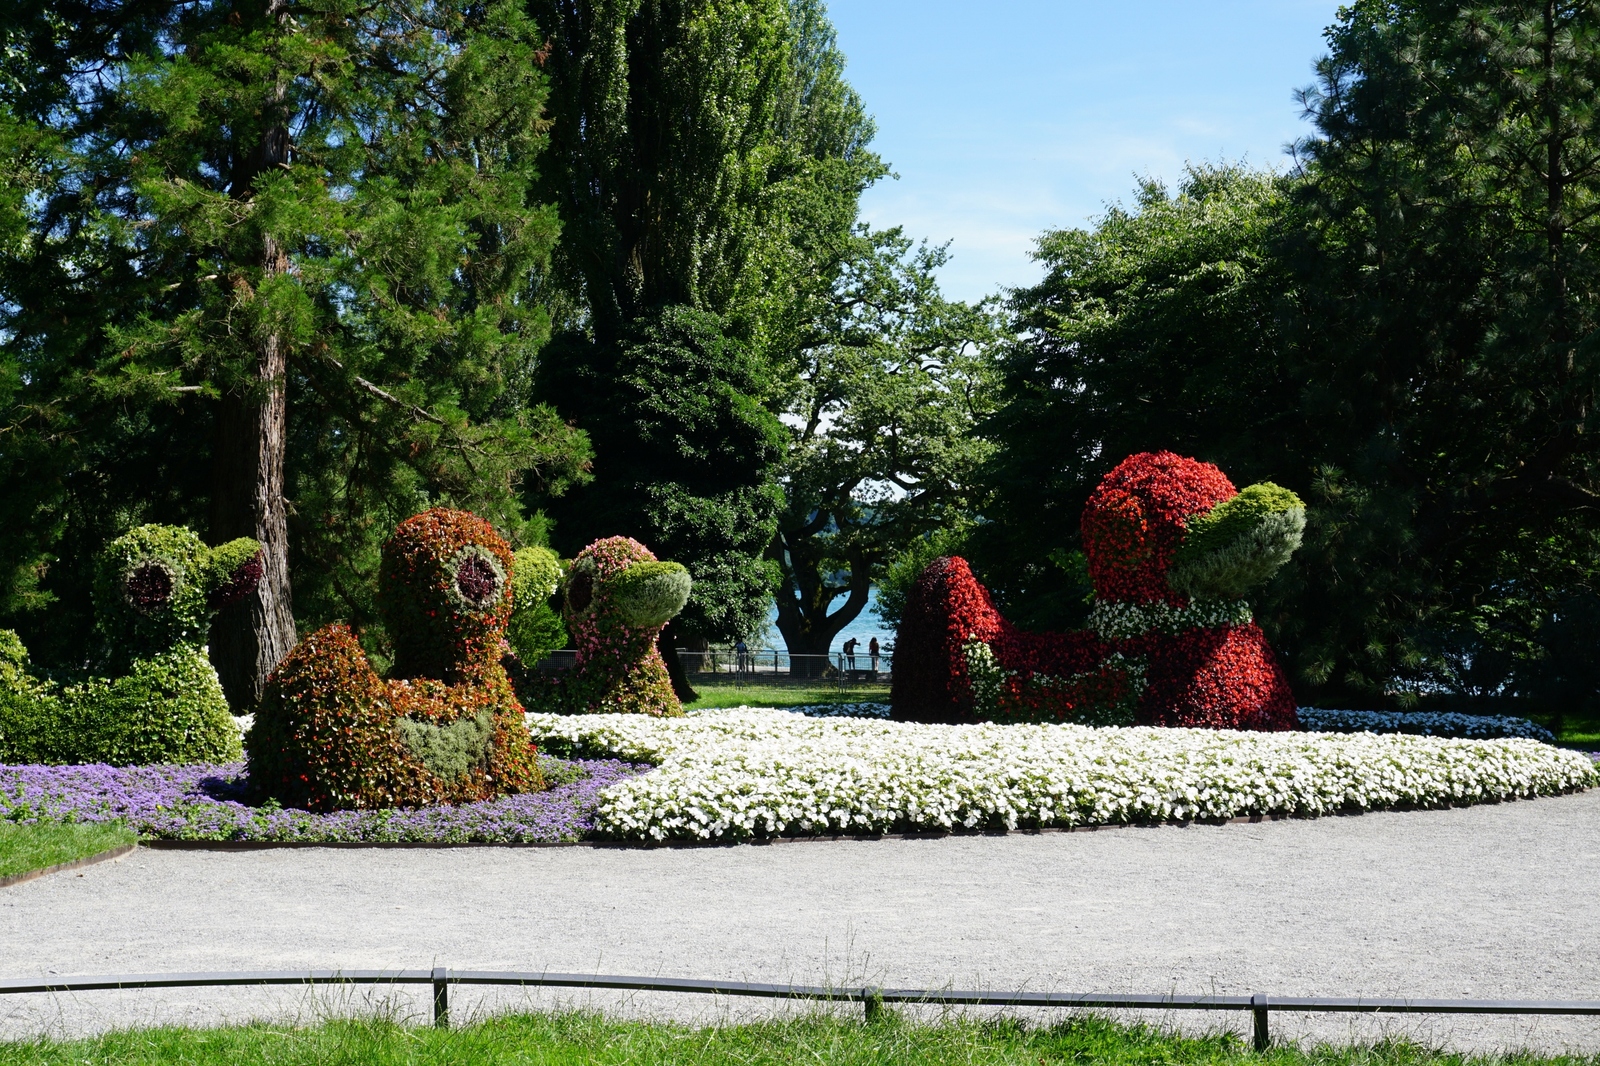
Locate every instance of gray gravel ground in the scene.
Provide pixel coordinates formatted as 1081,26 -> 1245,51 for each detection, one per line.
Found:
3,789 -> 1599,1053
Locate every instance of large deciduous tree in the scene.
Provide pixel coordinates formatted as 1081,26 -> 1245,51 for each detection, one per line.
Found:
771,230 -> 998,669
0,0 -> 588,702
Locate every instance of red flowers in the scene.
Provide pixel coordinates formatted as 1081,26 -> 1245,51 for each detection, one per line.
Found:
893,451 -> 1298,732
1083,451 -> 1236,605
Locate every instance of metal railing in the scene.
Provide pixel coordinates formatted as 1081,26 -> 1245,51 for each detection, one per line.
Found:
5,967 -> 1600,1049
532,650 -> 892,689
678,649 -> 891,688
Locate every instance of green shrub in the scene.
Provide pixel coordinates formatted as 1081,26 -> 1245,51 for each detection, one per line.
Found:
0,524 -> 258,766
608,561 -> 692,628
506,546 -> 567,664
0,647 -> 242,766
1168,483 -> 1305,600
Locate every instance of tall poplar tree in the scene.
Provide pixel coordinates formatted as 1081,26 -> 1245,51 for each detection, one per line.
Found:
525,0 -> 883,692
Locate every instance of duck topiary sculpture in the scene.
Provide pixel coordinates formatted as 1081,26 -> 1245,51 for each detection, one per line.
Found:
248,508 -> 545,811
557,536 -> 692,716
0,524 -> 262,765
892,451 -> 1303,731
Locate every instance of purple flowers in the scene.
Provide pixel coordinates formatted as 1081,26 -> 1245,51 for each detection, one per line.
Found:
0,757 -> 647,843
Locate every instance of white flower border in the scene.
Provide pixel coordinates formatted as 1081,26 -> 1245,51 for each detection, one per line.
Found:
1300,708 -> 1555,743
526,709 -> 1594,842
1086,597 -> 1252,640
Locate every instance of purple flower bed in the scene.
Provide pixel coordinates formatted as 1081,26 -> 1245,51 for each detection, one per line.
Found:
0,757 -> 649,843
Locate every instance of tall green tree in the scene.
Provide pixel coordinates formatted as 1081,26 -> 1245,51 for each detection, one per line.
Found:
536,305 -> 786,649
0,0 -> 588,700
525,0 -> 883,688
1281,0 -> 1600,702
771,229 -> 998,666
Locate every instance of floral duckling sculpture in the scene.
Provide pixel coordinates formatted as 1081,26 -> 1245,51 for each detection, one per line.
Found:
0,524 -> 261,765
893,451 -> 1303,731
559,536 -> 692,716
248,508 -> 544,811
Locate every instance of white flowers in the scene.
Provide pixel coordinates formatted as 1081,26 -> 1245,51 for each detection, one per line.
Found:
1299,708 -> 1555,743
1085,597 -> 1252,640
526,708 -> 1595,842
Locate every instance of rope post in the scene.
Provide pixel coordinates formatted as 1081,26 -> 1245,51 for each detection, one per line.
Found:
1251,993 -> 1269,1052
432,966 -> 450,1029
863,987 -> 884,1024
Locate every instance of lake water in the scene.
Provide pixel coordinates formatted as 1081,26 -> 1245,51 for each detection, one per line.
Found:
759,587 -> 895,655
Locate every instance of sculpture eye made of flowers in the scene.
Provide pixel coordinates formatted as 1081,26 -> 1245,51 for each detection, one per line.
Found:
891,451 -> 1303,731
557,536 -> 692,716
0,525 -> 262,766
249,508 -> 546,812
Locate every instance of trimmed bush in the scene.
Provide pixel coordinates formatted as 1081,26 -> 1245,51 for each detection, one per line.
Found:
559,537 -> 690,716
893,451 -> 1299,732
0,525 -> 257,766
1168,482 -> 1305,600
506,546 -> 567,665
250,509 -> 544,812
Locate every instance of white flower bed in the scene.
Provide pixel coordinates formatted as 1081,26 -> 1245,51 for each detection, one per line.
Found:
1298,708 -> 1555,743
784,702 -> 891,719
527,708 -> 1595,842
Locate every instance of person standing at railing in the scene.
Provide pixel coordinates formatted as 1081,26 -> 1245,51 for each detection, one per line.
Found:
869,636 -> 880,674
842,636 -> 858,671
735,638 -> 749,675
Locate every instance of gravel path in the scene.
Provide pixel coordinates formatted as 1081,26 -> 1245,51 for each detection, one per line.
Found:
3,790 -> 1599,1052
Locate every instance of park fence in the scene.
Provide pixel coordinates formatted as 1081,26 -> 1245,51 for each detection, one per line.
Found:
4,966 -> 1600,1050
535,649 -> 892,689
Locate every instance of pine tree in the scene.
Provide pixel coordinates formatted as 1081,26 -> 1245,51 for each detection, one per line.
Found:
0,0 -> 588,700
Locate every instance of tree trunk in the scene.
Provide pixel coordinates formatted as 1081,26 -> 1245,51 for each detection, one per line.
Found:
211,68 -> 297,710
210,266 -> 296,709
771,533 -> 874,678
658,623 -> 698,704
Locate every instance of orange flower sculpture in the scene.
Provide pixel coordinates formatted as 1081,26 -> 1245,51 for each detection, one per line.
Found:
248,508 -> 544,811
892,452 -> 1303,731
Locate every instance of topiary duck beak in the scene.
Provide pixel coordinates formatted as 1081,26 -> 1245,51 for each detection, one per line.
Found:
606,561 -> 692,628
1167,482 -> 1305,600
205,539 -> 264,610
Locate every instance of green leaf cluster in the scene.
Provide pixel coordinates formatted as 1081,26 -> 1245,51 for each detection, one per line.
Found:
1169,484 -> 1306,601
506,546 -> 567,665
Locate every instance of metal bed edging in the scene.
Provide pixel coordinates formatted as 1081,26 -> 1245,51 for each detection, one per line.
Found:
7,969 -> 1600,1050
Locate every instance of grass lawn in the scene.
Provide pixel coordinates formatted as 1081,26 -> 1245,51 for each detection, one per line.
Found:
685,684 -> 890,711
0,820 -> 135,881
0,1010 -> 1579,1066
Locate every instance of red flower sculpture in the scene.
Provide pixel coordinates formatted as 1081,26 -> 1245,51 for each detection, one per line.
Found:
892,451 -> 1303,731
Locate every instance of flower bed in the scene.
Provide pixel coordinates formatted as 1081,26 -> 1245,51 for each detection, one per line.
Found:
526,709 -> 1595,842
785,703 -> 891,719
0,756 -> 646,843
1298,708 -> 1555,743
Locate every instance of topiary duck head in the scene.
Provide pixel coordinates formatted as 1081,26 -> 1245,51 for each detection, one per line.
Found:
93,525 -> 263,663
1081,451 -> 1304,605
563,536 -> 690,651
377,508 -> 518,682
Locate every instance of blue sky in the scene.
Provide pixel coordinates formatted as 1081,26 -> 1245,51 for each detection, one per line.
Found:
827,1 -> 1343,303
